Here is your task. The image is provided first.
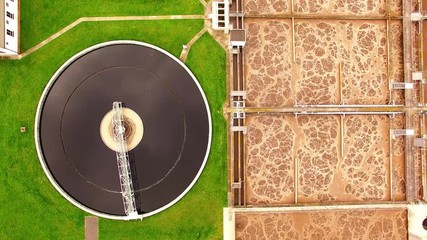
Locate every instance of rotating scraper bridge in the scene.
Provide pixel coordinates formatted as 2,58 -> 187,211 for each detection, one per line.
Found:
112,102 -> 138,218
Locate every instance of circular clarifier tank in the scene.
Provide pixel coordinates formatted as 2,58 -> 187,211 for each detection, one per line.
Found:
35,41 -> 212,220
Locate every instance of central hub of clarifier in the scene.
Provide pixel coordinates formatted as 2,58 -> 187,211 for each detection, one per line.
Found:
100,107 -> 144,151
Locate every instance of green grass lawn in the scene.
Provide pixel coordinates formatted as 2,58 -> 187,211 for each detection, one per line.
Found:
20,0 -> 204,52
0,19 -> 227,239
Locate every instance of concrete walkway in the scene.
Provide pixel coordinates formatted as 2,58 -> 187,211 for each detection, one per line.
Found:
223,208 -> 236,240
179,27 -> 207,62
1,15 -> 204,60
204,2 -> 229,50
85,216 -> 98,240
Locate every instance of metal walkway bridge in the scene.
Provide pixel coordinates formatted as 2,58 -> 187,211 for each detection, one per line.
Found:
112,102 -> 140,219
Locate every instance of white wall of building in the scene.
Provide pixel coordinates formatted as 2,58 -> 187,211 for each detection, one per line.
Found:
0,46 -> 16,54
4,0 -> 18,53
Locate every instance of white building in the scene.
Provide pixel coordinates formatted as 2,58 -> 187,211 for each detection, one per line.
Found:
0,0 -> 18,55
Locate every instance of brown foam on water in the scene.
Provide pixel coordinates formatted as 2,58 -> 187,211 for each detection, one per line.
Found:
245,0 -> 402,16
340,21 -> 387,104
391,115 -> 406,200
296,115 -> 401,202
293,21 -> 339,105
235,210 -> 407,240
296,115 -> 340,202
246,115 -> 405,204
340,115 -> 390,201
246,115 -> 295,204
294,20 -> 391,105
245,0 -> 290,15
294,0 -> 402,16
390,20 -> 404,105
245,19 -> 403,107
245,19 -> 294,107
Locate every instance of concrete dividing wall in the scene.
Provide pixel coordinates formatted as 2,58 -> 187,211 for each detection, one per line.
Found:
223,208 -> 236,240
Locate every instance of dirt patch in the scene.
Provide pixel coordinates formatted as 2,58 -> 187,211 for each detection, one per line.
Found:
235,209 -> 407,240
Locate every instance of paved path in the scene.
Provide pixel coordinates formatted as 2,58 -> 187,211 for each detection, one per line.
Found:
179,27 -> 207,62
85,216 -> 98,240
1,15 -> 204,60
